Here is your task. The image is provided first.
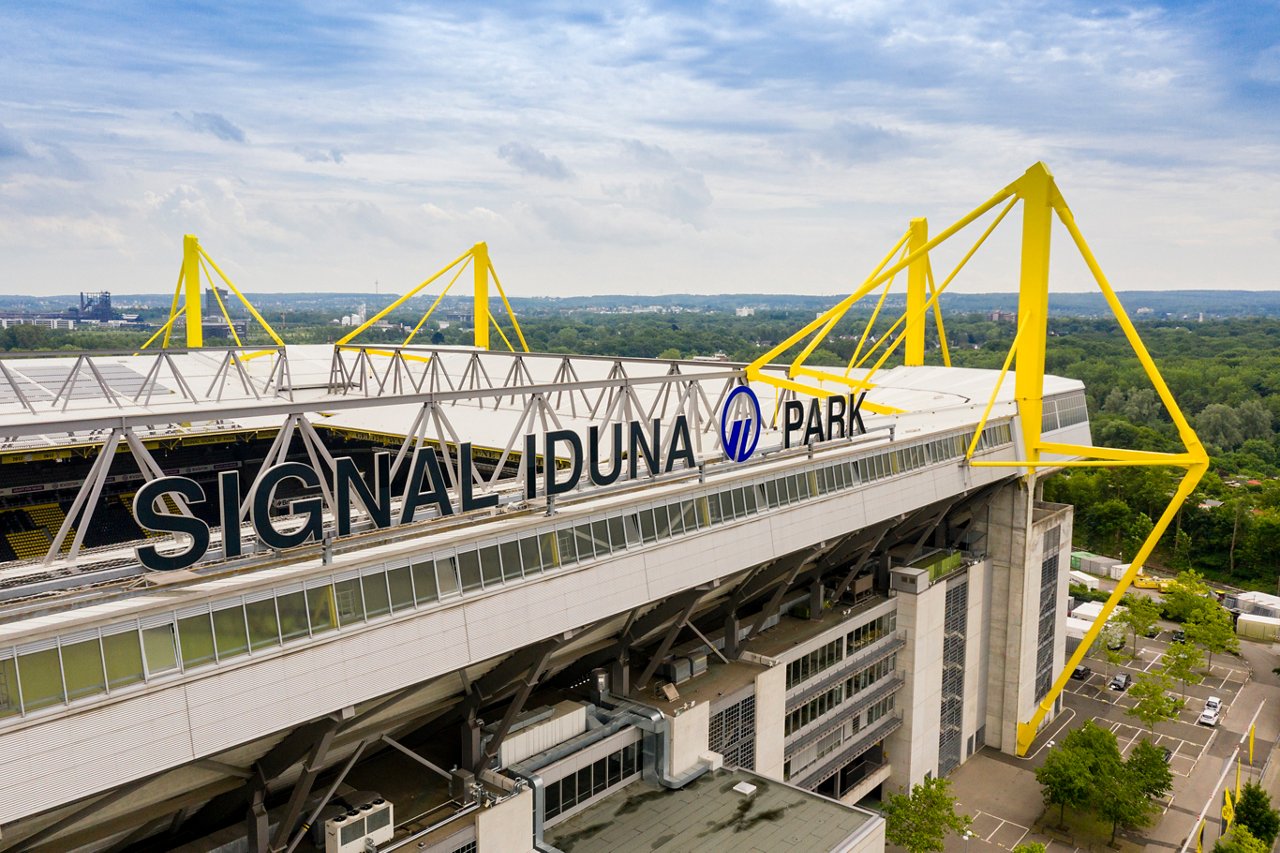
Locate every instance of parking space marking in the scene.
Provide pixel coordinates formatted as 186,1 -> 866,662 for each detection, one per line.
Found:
962,810 -> 1049,851
956,809 -> 1075,853
1090,716 -> 1211,777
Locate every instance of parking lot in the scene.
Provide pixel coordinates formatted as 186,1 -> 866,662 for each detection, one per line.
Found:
943,618 -> 1276,853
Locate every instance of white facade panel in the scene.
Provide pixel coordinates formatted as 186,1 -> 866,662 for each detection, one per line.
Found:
0,444 -> 1020,823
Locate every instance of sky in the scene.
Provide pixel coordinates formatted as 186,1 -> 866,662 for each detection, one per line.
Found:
0,0 -> 1278,299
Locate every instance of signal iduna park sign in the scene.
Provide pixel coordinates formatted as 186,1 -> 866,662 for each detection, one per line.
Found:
133,390 -> 867,571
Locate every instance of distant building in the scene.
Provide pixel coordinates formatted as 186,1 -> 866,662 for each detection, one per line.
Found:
988,310 -> 1016,323
736,307 -> 756,317
0,317 -> 75,330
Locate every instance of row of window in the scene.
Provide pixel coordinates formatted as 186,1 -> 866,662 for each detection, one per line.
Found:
785,653 -> 898,736
544,741 -> 642,821
786,638 -> 844,690
785,610 -> 901,692
1042,392 -> 1089,434
0,421 -> 1014,721
847,612 -> 898,654
784,692 -> 899,782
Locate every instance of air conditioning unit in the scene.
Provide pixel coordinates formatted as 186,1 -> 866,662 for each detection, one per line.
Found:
688,651 -> 708,678
324,798 -> 393,853
659,657 -> 693,685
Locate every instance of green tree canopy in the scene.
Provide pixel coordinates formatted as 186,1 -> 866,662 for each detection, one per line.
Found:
1126,740 -> 1174,800
883,776 -> 972,853
1161,641 -> 1205,698
1125,672 -> 1183,733
1234,783 -> 1280,847
1186,605 -> 1240,672
1215,825 -> 1269,853
1117,595 -> 1162,655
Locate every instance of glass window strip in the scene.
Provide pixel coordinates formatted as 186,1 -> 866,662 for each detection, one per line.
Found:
3,422 -> 1012,722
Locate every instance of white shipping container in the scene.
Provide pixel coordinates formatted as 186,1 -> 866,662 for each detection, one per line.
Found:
1071,601 -> 1104,621
1069,570 -> 1099,591
1237,613 -> 1280,642
1065,616 -> 1093,641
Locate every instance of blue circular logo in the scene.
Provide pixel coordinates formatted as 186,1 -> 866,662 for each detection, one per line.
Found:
720,385 -> 763,463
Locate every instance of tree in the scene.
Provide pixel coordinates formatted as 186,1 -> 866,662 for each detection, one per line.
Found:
1215,825 -> 1269,853
1094,619 -> 1132,695
1094,762 -> 1157,843
1186,605 -> 1240,674
1198,403 -> 1245,450
1126,740 -> 1174,801
1235,782 -> 1280,847
1117,595 -> 1162,655
1035,742 -> 1094,826
1012,844 -> 1046,853
1125,672 -> 1183,733
1165,569 -> 1213,623
1161,641 -> 1205,698
882,776 -> 972,853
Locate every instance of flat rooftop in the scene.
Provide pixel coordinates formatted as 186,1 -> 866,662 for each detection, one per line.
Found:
544,767 -> 879,853
747,593 -> 892,660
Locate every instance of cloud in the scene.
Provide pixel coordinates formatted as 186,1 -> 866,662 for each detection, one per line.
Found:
298,148 -> 345,164
497,142 -> 573,181
0,124 -> 29,159
0,2 -> 1277,295
602,141 -> 714,227
174,111 -> 248,143
807,120 -> 908,165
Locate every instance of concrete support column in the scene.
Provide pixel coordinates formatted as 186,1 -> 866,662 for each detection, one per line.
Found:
809,581 -> 824,621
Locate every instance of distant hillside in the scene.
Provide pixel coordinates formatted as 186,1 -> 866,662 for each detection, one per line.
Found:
2,290 -> 1278,319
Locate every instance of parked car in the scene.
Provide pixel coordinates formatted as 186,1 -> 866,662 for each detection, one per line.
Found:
1071,665 -> 1092,681
1172,629 -> 1186,643
1144,625 -> 1160,638
1109,673 -> 1132,691
1205,696 -> 1222,713
1199,707 -> 1220,727
1161,747 -> 1173,763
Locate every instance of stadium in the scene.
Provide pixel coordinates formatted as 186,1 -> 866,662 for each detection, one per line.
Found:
0,164 -> 1205,853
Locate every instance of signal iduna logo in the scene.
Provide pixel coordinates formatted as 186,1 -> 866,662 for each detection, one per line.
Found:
720,385 -> 763,463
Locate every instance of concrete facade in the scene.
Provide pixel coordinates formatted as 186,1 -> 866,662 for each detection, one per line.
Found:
982,480 -> 1074,753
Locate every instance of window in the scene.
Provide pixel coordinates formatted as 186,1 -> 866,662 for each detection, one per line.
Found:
458,550 -> 483,592
178,614 -> 216,667
363,573 -> 391,618
61,639 -> 106,701
479,545 -> 502,587
500,540 -> 523,582
436,556 -> 461,598
102,630 -> 145,690
538,533 -> 558,570
544,740 -> 642,821
785,684 -> 842,735
786,638 -> 843,689
306,587 -> 336,635
520,537 -> 543,574
276,592 -> 310,642
142,624 -> 179,673
246,599 -> 281,651
388,566 -> 415,611
18,647 -> 63,710
212,606 -> 250,660
0,656 -> 17,717
334,578 -> 365,627
556,527 -> 578,563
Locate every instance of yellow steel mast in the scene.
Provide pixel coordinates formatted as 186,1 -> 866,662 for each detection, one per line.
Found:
746,162 -> 1208,755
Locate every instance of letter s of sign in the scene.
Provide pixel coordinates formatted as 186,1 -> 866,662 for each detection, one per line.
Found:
134,477 -> 210,571
720,385 -> 762,463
